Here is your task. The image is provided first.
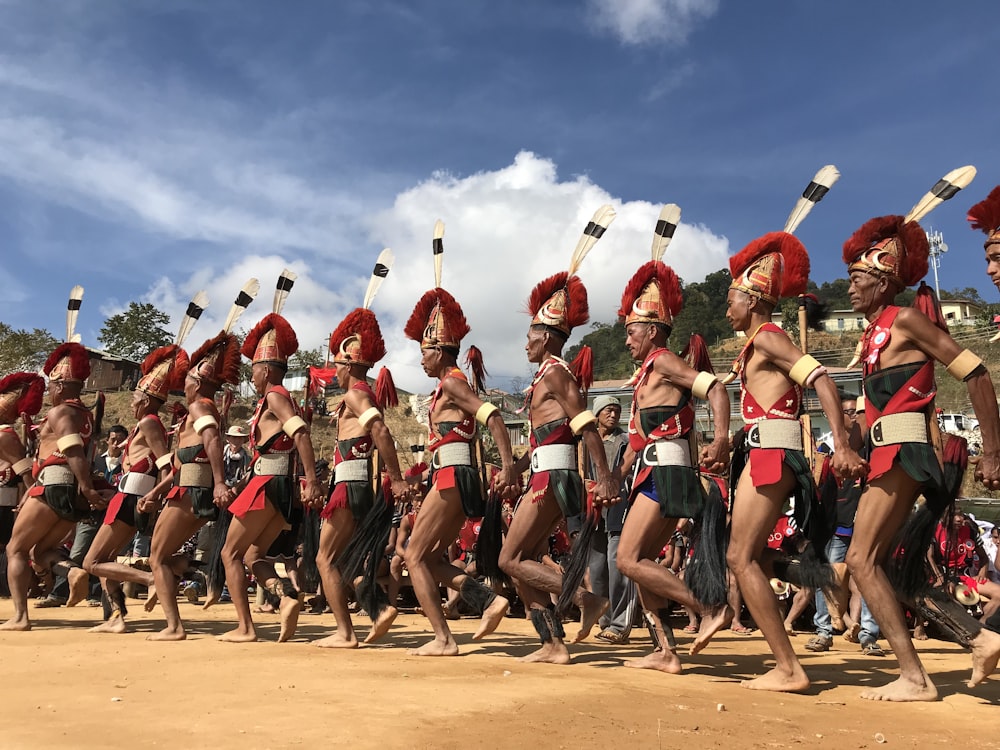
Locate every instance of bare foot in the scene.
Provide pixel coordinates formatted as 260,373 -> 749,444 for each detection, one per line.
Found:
143,589 -> 158,613
89,615 -> 128,634
473,595 -> 509,640
277,596 -> 302,643
624,648 -> 683,674
0,616 -> 31,631
442,603 -> 460,621
741,666 -> 810,693
313,632 -> 359,649
364,605 -> 398,644
217,627 -> 257,643
574,593 -> 609,643
66,568 -> 90,607
691,604 -> 734,655
520,642 -> 571,664
407,637 -> 460,657
860,675 -> 938,701
202,589 -> 221,610
146,626 -> 186,641
969,628 -> 1000,687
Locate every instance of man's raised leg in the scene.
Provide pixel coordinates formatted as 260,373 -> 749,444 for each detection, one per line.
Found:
146,502 -> 203,641
217,507 -> 283,643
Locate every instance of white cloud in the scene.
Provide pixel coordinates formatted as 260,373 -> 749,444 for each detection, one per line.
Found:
587,0 -> 719,46
367,151 -> 731,392
139,151 -> 731,395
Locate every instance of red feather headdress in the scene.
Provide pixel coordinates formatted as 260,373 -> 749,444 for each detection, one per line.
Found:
404,288 -> 470,350
43,342 -> 90,383
190,331 -> 241,386
241,312 -> 299,367
968,185 -> 1000,248
136,344 -> 190,401
842,215 -> 928,288
526,272 -> 589,336
0,372 -> 45,419
729,231 -> 809,303
617,260 -> 683,326
680,334 -> 714,374
330,308 -> 386,368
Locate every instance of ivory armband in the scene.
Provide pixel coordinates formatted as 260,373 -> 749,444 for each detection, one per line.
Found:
155,453 -> 174,471
569,410 -> 597,435
475,402 -> 499,426
691,371 -> 718,400
788,355 -> 824,387
856,394 -> 866,413
946,349 -> 983,382
56,433 -> 84,452
11,458 -> 31,476
358,407 -> 382,431
282,415 -> 307,438
192,415 -> 218,435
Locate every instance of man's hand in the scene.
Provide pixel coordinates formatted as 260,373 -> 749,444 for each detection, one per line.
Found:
83,487 -> 108,510
390,478 -> 410,503
974,451 -> 1000,490
831,447 -> 869,483
699,437 -> 731,475
213,483 -> 233,508
493,463 -> 521,500
593,475 -> 621,506
299,478 -> 324,508
137,492 -> 161,514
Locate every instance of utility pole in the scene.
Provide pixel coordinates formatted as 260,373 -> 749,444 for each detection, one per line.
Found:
926,227 -> 948,301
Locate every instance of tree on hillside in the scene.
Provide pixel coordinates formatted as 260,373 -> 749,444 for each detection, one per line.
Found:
0,322 -> 59,376
289,346 -> 326,371
566,322 -> 633,381
670,268 -> 734,347
98,302 -> 172,361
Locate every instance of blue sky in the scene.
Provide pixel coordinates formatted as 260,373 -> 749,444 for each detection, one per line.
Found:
1,0 -> 998,390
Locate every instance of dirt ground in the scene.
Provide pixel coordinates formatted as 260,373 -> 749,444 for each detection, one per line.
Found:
1,599 -> 997,750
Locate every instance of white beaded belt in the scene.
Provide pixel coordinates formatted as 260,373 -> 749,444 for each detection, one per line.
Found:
870,413 -> 928,447
431,443 -> 473,469
335,459 -> 369,484
118,471 -> 156,497
746,420 -> 803,451
254,453 -> 290,476
178,463 -> 213,488
39,465 -> 75,486
0,486 -> 19,507
531,444 -> 577,472
641,438 -> 691,468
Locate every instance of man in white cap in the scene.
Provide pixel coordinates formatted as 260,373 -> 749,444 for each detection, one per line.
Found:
223,425 -> 251,488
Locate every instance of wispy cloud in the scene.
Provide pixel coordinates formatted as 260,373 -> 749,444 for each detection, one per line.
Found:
586,0 -> 720,46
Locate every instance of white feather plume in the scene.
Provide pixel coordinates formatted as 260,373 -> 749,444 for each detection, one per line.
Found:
904,165 -> 977,223
363,248 -> 394,310
433,220 -> 445,289
567,204 -> 616,277
223,278 -> 260,334
66,285 -> 84,343
272,268 -> 297,315
174,290 -> 209,347
650,203 -> 681,262
783,165 -> 840,235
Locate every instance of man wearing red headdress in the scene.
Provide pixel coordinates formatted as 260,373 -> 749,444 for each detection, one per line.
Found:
218,312 -> 323,644
1,344 -> 106,631
0,374 -> 44,550
143,331 -> 239,641
401,285 -> 519,656
614,255 -> 733,673
971,186 -> 1000,298
80,345 -> 186,633
836,204 -> 1000,698
724,232 -> 867,692
314,306 -> 408,648
498,270 -> 619,664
